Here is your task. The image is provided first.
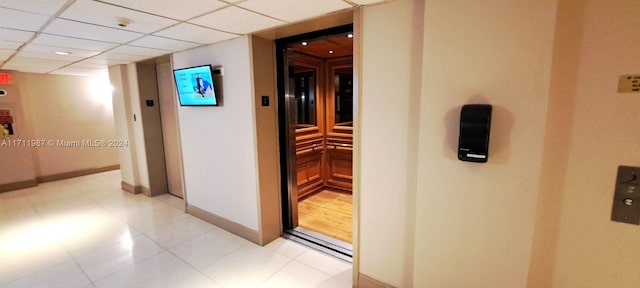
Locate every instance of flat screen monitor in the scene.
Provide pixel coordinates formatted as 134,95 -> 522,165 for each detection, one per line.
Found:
173,65 -> 218,106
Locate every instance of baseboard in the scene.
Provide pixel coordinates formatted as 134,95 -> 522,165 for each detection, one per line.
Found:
358,274 -> 395,288
141,186 -> 151,196
187,204 -> 261,245
0,179 -> 38,193
36,165 -> 120,183
121,181 -> 142,194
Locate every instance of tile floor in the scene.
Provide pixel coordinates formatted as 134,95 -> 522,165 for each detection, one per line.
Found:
0,170 -> 352,288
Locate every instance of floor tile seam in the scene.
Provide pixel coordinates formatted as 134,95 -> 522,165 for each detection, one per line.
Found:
70,255 -> 97,287
161,246 -> 227,288
254,254 -> 297,287
0,256 -> 70,287
75,238 -> 167,284
176,239 -> 251,271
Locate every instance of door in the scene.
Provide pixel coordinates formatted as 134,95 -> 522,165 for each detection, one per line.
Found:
156,62 -> 184,198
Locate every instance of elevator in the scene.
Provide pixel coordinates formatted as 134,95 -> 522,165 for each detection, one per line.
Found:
277,25 -> 354,260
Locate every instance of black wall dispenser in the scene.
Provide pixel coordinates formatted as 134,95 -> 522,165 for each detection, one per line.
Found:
458,104 -> 492,163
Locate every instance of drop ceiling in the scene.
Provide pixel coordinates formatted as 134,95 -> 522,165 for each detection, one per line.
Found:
0,0 -> 388,77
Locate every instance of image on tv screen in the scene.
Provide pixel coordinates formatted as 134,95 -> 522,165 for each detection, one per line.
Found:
173,65 -> 218,106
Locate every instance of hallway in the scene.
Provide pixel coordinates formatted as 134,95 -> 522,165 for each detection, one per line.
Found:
0,171 -> 351,288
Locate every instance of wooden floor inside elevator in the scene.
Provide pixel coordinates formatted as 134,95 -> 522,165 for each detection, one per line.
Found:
298,190 -> 353,243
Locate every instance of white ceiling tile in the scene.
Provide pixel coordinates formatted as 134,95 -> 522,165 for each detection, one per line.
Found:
21,43 -> 101,58
2,57 -> 71,73
154,23 -> 237,44
0,49 -> 14,61
100,0 -> 228,21
92,52 -> 150,62
44,19 -> 144,44
81,57 -> 129,66
60,0 -> 178,34
33,34 -> 120,51
16,50 -> 84,62
349,0 -> 387,4
129,36 -> 201,51
0,7 -> 50,31
51,66 -> 107,76
109,45 -> 170,57
0,28 -> 35,42
190,6 -> 285,34
0,40 -> 22,50
0,0 -> 68,15
238,0 -> 352,23
68,61 -> 109,69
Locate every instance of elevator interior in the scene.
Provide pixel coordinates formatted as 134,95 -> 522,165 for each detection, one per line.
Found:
278,25 -> 354,259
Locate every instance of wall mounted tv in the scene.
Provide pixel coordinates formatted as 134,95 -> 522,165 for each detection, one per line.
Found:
173,65 -> 222,106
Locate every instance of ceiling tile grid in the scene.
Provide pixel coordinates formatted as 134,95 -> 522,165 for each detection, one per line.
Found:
43,19 -> 144,44
153,23 -> 238,44
0,0 -> 69,16
99,0 -> 229,21
190,6 -> 285,34
31,34 -> 121,51
237,0 -> 353,23
0,7 -> 51,31
0,0 -> 390,74
59,0 -> 178,34
128,36 -> 202,52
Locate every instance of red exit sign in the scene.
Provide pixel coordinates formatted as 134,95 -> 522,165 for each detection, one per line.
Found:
0,73 -> 12,84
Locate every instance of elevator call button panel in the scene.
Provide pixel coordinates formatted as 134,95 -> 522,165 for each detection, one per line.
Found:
611,166 -> 640,225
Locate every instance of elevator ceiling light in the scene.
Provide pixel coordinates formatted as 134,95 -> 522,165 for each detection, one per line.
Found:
347,33 -> 353,38
301,41 -> 308,46
54,51 -> 72,55
328,50 -> 334,54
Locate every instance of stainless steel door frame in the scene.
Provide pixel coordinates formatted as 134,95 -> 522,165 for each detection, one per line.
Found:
283,48 -> 299,228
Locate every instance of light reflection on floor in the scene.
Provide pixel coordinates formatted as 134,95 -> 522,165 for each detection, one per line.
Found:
0,170 -> 352,288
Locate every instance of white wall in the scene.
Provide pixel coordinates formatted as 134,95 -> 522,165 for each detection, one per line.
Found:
173,36 -> 260,230
546,0 -> 640,286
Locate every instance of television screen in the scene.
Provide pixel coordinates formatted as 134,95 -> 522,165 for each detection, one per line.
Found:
173,65 -> 218,106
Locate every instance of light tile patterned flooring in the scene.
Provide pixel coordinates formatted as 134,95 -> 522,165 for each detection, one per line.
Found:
0,170 -> 352,288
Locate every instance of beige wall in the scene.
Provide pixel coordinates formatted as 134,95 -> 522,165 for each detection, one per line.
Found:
109,65 -> 139,187
20,73 -> 118,177
0,72 -> 37,186
358,0 -> 558,286
358,1 -> 422,286
0,71 -> 117,189
542,0 -> 640,286
414,0 -> 557,287
250,35 -> 281,244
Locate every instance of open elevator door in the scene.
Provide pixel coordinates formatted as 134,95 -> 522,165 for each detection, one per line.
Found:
276,25 -> 354,262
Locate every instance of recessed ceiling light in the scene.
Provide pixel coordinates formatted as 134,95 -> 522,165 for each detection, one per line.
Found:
54,51 -> 72,55
347,33 -> 353,38
301,41 -> 308,46
328,50 -> 335,54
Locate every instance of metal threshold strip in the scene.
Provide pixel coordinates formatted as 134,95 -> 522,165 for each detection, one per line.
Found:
283,227 -> 353,263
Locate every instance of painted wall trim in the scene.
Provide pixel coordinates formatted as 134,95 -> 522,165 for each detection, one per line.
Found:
187,204 -> 261,245
358,273 -> 395,288
36,165 -> 120,183
0,179 -> 38,193
121,181 -> 142,194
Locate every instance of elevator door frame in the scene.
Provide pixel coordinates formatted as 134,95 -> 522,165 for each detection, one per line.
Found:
276,24 -> 354,260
